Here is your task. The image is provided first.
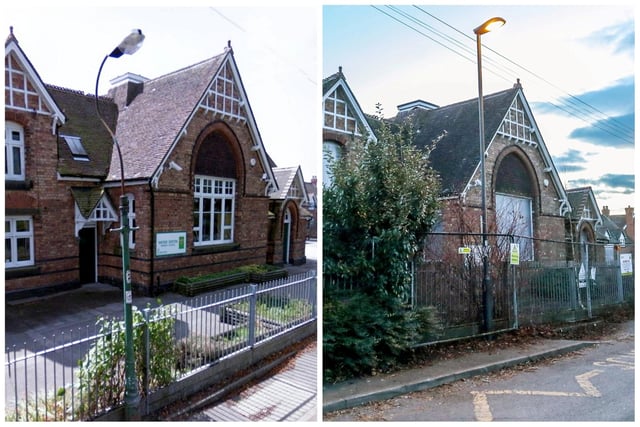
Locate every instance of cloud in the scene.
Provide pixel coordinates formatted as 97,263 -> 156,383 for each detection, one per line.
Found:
533,77 -> 634,148
569,173 -> 634,194
569,112 -> 634,148
582,20 -> 634,56
553,149 -> 589,172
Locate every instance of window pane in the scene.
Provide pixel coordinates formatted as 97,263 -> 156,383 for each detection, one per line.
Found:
5,220 -> 11,233
12,146 -> 21,175
5,239 -> 12,262
16,220 -> 30,232
17,238 -> 30,261
202,212 -> 211,241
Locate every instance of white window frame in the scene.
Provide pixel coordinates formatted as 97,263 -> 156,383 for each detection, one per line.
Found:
193,175 -> 236,246
6,216 -> 34,268
6,121 -> 25,180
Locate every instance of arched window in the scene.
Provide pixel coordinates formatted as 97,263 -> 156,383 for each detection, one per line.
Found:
193,131 -> 238,246
495,152 -> 535,260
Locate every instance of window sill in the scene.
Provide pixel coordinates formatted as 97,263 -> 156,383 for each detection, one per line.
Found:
5,180 -> 33,190
192,242 -> 240,255
5,265 -> 40,279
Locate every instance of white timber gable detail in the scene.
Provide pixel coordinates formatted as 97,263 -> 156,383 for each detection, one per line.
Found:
497,95 -> 539,146
5,42 -> 66,133
198,59 -> 247,122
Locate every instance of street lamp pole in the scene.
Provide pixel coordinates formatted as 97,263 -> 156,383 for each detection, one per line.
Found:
474,17 -> 505,333
94,29 -> 144,421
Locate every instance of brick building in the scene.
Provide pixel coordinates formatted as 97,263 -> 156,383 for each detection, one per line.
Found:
323,69 -> 572,262
5,30 -> 308,299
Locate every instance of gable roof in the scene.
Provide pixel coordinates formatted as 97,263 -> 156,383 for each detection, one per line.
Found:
391,84 -> 569,214
394,87 -> 518,195
270,166 -> 309,203
566,187 -> 603,222
48,85 -> 117,179
5,29 -> 66,129
107,48 -> 277,191
323,67 -> 377,142
107,53 -> 225,182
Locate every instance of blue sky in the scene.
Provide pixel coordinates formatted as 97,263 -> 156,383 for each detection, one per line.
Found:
323,4 -> 634,214
3,4 -> 318,180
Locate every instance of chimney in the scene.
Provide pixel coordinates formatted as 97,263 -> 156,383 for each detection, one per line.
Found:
602,205 -> 610,217
625,206 -> 634,240
311,175 -> 317,186
108,73 -> 148,108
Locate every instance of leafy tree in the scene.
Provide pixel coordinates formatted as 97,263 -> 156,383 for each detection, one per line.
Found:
323,116 -> 440,380
323,118 -> 440,297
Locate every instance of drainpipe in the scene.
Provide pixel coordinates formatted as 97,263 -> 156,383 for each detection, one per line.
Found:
149,181 -> 156,296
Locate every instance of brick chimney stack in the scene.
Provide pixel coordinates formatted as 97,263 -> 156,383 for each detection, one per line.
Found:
624,206 -> 634,240
602,205 -> 610,217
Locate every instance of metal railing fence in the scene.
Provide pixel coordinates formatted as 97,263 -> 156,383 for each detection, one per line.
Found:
324,232 -> 634,345
5,271 -> 316,421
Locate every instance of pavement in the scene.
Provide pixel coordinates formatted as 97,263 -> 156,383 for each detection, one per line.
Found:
322,323 -> 634,415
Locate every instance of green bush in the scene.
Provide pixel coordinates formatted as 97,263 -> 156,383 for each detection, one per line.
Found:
323,289 -> 422,383
76,302 -> 177,416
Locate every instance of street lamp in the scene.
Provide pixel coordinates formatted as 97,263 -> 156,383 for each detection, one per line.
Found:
94,29 -> 145,420
474,17 -> 505,333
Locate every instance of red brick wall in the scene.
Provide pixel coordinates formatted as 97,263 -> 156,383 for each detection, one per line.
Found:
5,110 -> 82,293
97,112 -> 276,293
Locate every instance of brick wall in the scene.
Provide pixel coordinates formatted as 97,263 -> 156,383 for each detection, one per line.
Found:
5,110 -> 83,294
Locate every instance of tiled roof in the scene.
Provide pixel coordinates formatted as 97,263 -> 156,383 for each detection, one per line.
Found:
392,87 -> 519,196
271,167 -> 300,200
70,186 -> 108,218
108,53 -> 226,182
566,187 -> 592,220
48,85 -> 117,179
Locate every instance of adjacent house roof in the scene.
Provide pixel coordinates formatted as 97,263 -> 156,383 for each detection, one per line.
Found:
271,166 -> 309,203
48,85 -> 117,179
566,187 -> 602,222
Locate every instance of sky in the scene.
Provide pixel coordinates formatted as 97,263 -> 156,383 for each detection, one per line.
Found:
323,4 -> 635,215
3,3 -> 319,180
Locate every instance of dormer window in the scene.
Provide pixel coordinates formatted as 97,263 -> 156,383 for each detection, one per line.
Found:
62,135 -> 89,161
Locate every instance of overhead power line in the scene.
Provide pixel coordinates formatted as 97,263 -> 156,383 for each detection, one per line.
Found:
370,5 -> 634,146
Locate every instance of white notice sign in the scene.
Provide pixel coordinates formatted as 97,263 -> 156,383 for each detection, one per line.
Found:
156,232 -> 187,256
620,253 -> 633,276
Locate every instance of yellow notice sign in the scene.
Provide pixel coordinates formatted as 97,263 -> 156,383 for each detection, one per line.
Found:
458,247 -> 471,255
510,243 -> 520,265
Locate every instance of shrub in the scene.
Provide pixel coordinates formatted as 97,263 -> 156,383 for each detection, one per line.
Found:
323,289 -> 422,383
76,302 -> 177,416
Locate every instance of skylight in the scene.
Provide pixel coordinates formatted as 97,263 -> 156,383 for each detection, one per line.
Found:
62,135 -> 89,161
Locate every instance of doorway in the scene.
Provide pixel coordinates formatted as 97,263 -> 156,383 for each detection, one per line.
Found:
283,208 -> 292,264
79,226 -> 97,283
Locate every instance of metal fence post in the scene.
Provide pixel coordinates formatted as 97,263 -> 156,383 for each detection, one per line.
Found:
248,284 -> 257,348
143,308 -> 151,416
616,266 -> 624,303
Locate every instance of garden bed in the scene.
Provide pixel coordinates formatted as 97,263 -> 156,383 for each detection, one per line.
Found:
173,265 -> 288,296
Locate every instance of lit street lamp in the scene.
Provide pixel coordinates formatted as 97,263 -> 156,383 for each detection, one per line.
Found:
474,17 -> 505,333
94,29 -> 145,420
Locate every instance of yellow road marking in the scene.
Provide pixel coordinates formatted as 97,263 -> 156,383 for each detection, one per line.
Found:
471,369 -> 603,421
